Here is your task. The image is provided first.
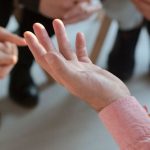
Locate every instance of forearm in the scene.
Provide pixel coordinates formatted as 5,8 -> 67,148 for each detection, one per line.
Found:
19,0 -> 40,12
99,96 -> 150,150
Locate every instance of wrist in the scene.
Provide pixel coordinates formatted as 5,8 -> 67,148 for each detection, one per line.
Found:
90,93 -> 131,112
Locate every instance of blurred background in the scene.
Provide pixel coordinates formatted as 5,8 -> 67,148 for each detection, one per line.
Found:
0,0 -> 150,149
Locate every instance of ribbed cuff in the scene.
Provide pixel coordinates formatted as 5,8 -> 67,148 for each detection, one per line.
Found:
99,96 -> 150,149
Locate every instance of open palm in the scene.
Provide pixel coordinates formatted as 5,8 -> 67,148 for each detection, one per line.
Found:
24,19 -> 130,111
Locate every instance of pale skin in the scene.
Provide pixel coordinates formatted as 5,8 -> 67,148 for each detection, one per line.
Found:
39,0 -> 101,24
0,27 -> 26,79
63,1 -> 101,24
24,19 -> 130,112
132,0 -> 150,20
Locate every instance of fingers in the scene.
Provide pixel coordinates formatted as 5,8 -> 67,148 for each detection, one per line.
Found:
0,42 -> 18,65
24,23 -> 73,86
26,19 -> 75,61
11,44 -> 18,56
0,52 -> 17,65
63,3 -> 100,24
76,32 -> 91,63
3,42 -> 14,54
24,31 -> 54,72
53,19 -> 74,60
0,43 -> 6,53
33,23 -> 55,52
64,3 -> 82,20
0,27 -> 26,46
24,31 -> 47,59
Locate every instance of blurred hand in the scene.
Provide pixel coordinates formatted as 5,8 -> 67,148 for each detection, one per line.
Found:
0,27 -> 26,46
0,42 -> 18,79
132,0 -> 150,20
0,27 -> 26,79
63,2 -> 101,24
24,19 -> 130,112
39,0 -> 92,19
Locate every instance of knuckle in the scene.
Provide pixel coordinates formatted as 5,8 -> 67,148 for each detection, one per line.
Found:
10,56 -> 18,64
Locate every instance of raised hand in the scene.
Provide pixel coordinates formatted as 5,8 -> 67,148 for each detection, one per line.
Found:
24,19 -> 130,112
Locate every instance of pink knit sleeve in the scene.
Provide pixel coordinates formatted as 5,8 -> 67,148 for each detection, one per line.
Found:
99,96 -> 150,150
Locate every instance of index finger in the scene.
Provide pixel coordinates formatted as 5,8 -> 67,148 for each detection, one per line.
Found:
0,27 -> 26,46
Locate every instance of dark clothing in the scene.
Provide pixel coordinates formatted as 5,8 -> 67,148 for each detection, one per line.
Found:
0,0 -> 13,27
9,7 -> 55,106
13,8 -> 54,80
0,0 -> 54,79
0,0 -> 40,27
0,0 -> 54,105
19,0 -> 40,12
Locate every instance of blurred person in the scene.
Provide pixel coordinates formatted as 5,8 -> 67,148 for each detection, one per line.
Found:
9,0 -> 100,108
100,0 -> 150,81
24,19 -> 150,149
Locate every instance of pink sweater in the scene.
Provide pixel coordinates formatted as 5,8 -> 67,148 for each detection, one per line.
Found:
99,96 -> 150,150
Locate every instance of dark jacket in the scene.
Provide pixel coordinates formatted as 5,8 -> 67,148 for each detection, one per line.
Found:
19,0 -> 40,12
